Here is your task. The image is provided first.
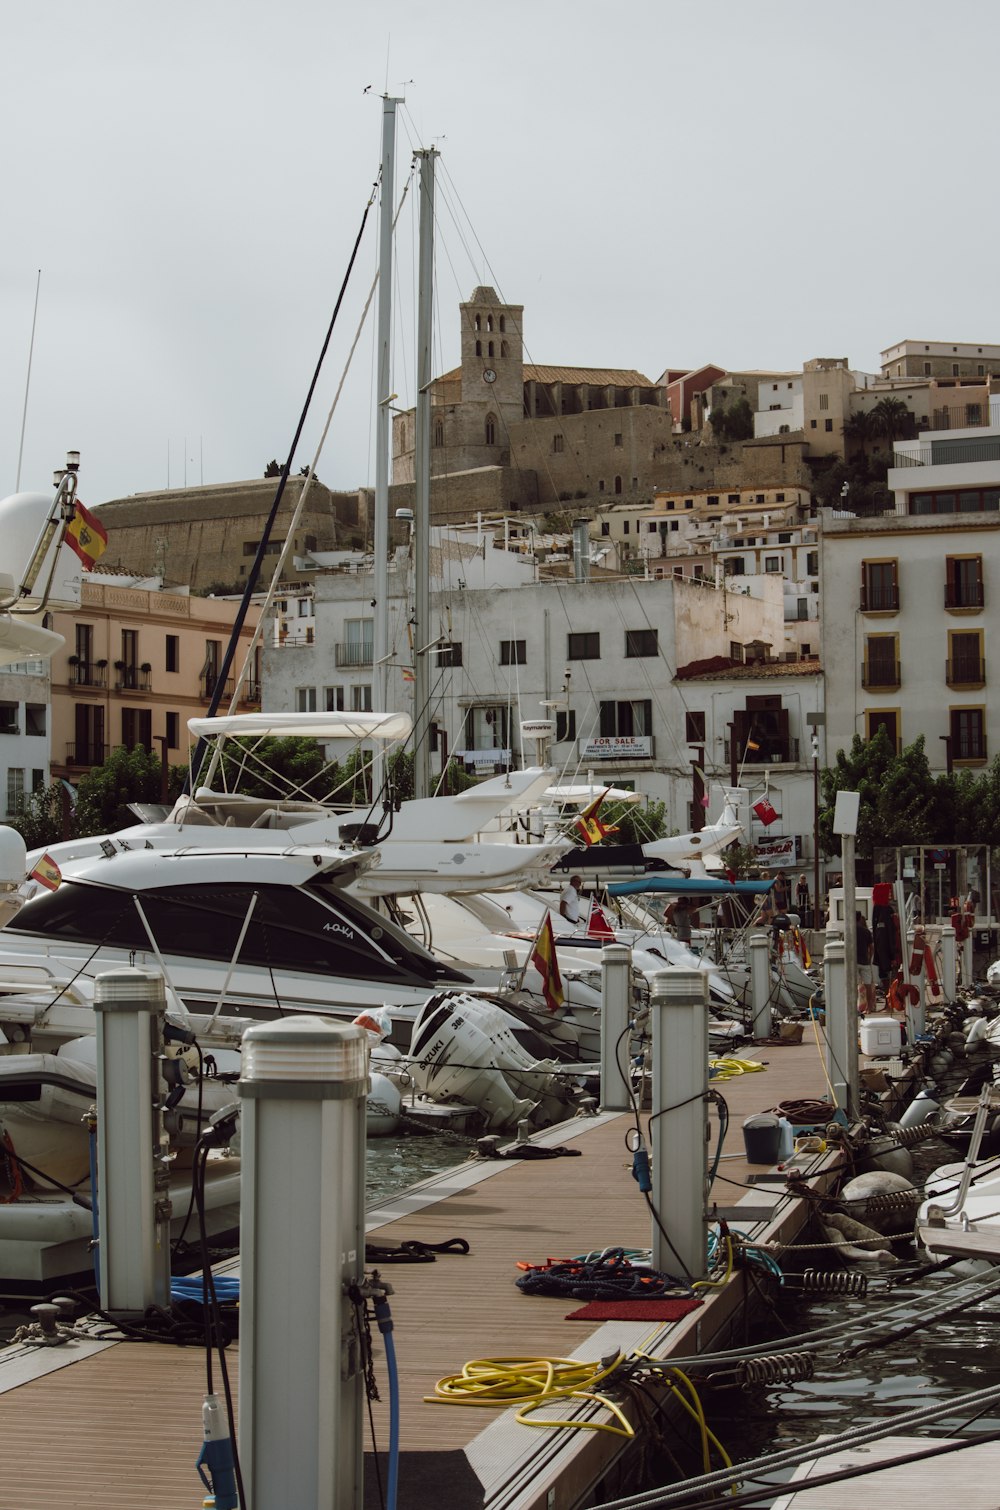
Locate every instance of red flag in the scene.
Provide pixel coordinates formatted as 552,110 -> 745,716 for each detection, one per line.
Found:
63,501 -> 108,570
30,853 -> 62,891
575,790 -> 618,847
752,797 -> 778,826
585,898 -> 615,940
530,911 -> 564,1013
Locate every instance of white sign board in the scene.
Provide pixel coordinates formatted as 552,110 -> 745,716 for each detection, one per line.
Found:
455,748 -> 512,768
755,836 -> 795,865
578,736 -> 653,761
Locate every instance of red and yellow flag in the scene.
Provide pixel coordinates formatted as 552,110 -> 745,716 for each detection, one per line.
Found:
63,501 -> 108,570
530,910 -> 564,1013
575,790 -> 618,847
30,853 -> 62,891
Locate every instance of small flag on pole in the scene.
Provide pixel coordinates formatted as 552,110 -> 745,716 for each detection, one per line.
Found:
585,897 -> 615,940
530,910 -> 564,1013
63,501 -> 108,570
401,667 -> 415,683
575,790 -> 618,847
30,853 -> 62,891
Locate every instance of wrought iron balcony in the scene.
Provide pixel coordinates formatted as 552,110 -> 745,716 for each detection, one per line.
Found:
114,666 -> 152,692
859,584 -> 900,611
944,582 -> 984,610
70,662 -> 108,688
200,672 -> 236,701
861,659 -> 900,690
946,657 -> 986,688
66,741 -> 105,766
335,643 -> 374,668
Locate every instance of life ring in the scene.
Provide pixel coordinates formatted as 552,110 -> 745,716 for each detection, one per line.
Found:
951,911 -> 971,944
887,978 -> 919,1014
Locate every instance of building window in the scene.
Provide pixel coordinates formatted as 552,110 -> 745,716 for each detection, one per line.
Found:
122,707 -> 152,751
243,540 -> 258,556
499,639 -> 526,665
600,521 -> 610,536
861,559 -> 899,612
324,686 -> 345,712
433,418 -> 444,447
474,315 -> 481,331
486,315 -> 493,332
725,557 -> 745,575
598,480 -> 605,493
475,339 -> 482,357
166,711 -> 179,749
499,315 -> 506,332
951,706 -> 986,761
553,434 -> 564,453
614,433 -> 623,448
824,418 -> 833,432
685,711 -> 706,743
866,710 -> 899,751
810,419 -> 817,429
351,685 -> 373,712
819,394 -> 829,411
647,521 -> 657,533
568,631 -> 600,660
623,521 -> 630,535
765,555 -> 781,573
614,476 -> 623,495
488,341 -> 494,358
625,628 -> 658,658
806,550 -> 819,575
685,499 -> 694,509
796,598 -> 808,620
295,687 -> 317,712
599,699 -> 652,737
945,555 -> 984,609
910,487 -> 1000,515
864,633 -> 900,689
166,635 -> 179,673
669,520 -> 679,532
947,629 -> 985,687
952,363 -> 960,377
25,704 -> 45,736
5,769 -> 24,817
437,642 -> 463,668
555,709 -> 576,742
485,414 -> 496,446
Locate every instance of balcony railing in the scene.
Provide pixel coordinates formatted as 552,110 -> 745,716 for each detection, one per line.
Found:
862,659 -> 901,690
114,667 -> 152,692
946,657 -> 986,687
724,738 -> 800,765
929,403 -> 989,431
335,643 -> 374,668
66,741 -> 105,766
201,673 -> 236,701
945,582 -> 984,609
860,585 -> 900,612
70,663 -> 108,688
894,438 -> 1000,468
241,681 -> 262,705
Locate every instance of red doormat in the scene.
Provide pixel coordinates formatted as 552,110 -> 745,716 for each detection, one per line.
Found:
565,1296 -> 704,1322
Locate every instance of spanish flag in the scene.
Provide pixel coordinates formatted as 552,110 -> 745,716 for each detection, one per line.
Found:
63,501 -> 108,570
575,790 -> 618,847
30,853 -> 62,891
530,910 -> 564,1013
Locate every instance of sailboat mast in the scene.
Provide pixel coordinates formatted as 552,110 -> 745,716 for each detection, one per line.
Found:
372,95 -> 401,800
412,147 -> 438,802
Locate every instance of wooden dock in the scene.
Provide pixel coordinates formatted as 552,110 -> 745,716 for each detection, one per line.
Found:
0,1033 -> 857,1509
770,1434 -> 1000,1508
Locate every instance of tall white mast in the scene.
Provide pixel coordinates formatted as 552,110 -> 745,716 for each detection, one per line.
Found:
371,95 -> 401,800
412,148 -> 438,801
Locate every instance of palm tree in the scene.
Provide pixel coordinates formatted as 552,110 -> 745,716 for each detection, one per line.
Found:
842,409 -> 878,460
871,397 -> 912,456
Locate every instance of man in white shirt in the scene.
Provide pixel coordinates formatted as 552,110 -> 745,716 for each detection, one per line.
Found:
559,874 -> 583,924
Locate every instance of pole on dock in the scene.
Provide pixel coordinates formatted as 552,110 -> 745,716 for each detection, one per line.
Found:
600,943 -> 632,1110
823,938 -> 857,1118
960,927 -> 973,991
650,969 -> 709,1280
940,924 -> 957,1002
238,1017 -> 368,1510
906,929 -> 927,1039
93,967 -> 171,1316
749,932 -> 772,1041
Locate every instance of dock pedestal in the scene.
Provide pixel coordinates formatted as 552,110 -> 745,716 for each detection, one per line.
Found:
239,1017 -> 368,1510
650,969 -> 708,1281
749,932 -> 772,1041
600,943 -> 632,1111
823,939 -> 857,1117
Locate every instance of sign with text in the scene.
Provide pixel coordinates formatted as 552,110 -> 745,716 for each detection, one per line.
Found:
578,735 -> 653,761
456,748 -> 512,768
755,835 -> 795,865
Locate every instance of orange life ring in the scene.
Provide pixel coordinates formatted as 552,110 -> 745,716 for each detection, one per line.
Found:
887,978 -> 919,1014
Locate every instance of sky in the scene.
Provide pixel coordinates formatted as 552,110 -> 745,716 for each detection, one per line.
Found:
2,0 -> 997,509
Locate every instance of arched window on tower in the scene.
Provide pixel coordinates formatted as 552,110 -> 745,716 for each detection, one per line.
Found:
614,476 -> 623,495
485,414 -> 497,446
486,315 -> 494,332
475,339 -> 482,357
474,314 -> 481,331
499,315 -> 506,333
488,341 -> 494,358
433,417 -> 444,448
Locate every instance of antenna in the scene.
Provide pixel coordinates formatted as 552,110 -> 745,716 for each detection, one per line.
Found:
15,270 -> 42,492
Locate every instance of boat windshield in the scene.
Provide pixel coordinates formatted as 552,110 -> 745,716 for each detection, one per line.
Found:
7,879 -> 469,987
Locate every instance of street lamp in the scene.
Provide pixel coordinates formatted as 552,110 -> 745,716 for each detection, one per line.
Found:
806,712 -> 826,928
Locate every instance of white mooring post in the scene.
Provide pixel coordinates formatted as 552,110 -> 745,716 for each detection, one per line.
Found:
940,924 -> 957,1002
960,927 -> 973,991
906,929 -> 927,1040
93,966 -> 171,1316
823,938 -> 856,1118
600,943 -> 632,1110
238,1017 -> 368,1510
650,969 -> 709,1280
749,932 -> 772,1041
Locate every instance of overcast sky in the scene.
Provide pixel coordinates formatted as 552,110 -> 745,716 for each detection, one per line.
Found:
2,1 -> 995,510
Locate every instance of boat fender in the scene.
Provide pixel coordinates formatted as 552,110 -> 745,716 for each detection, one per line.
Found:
819,1211 -> 898,1265
856,1136 -> 914,1180
839,1170 -> 917,1234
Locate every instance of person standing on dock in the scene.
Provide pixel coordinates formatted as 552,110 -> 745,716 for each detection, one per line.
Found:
664,895 -> 701,943
559,874 -> 583,924
856,910 -> 877,1015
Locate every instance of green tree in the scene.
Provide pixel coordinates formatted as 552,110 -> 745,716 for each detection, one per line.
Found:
74,746 -> 186,837
820,730 -> 938,859
709,397 -> 754,443
601,798 -> 668,846
870,396 -> 912,453
7,781 -> 73,851
842,409 -> 879,460
213,735 -> 338,801
819,727 -> 896,858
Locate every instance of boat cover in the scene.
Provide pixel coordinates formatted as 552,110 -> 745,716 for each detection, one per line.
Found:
608,876 -> 775,897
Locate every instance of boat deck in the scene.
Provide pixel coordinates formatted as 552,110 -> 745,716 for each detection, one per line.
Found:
0,1032 -> 863,1509
770,1434 -> 1000,1508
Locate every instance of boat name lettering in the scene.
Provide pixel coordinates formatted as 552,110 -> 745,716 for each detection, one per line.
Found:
322,922 -> 356,939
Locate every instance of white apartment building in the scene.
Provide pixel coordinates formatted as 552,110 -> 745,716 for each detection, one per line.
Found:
754,374 -> 803,438
823,406 -> 1000,769
0,659 -> 51,820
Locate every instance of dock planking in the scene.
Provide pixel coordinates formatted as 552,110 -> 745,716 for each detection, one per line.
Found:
0,1033 -> 850,1509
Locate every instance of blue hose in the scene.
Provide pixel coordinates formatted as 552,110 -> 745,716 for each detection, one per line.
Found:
374,1294 -> 399,1510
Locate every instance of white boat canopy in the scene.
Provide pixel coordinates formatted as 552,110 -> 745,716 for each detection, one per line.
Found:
187,711 -> 413,743
543,784 -> 643,806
